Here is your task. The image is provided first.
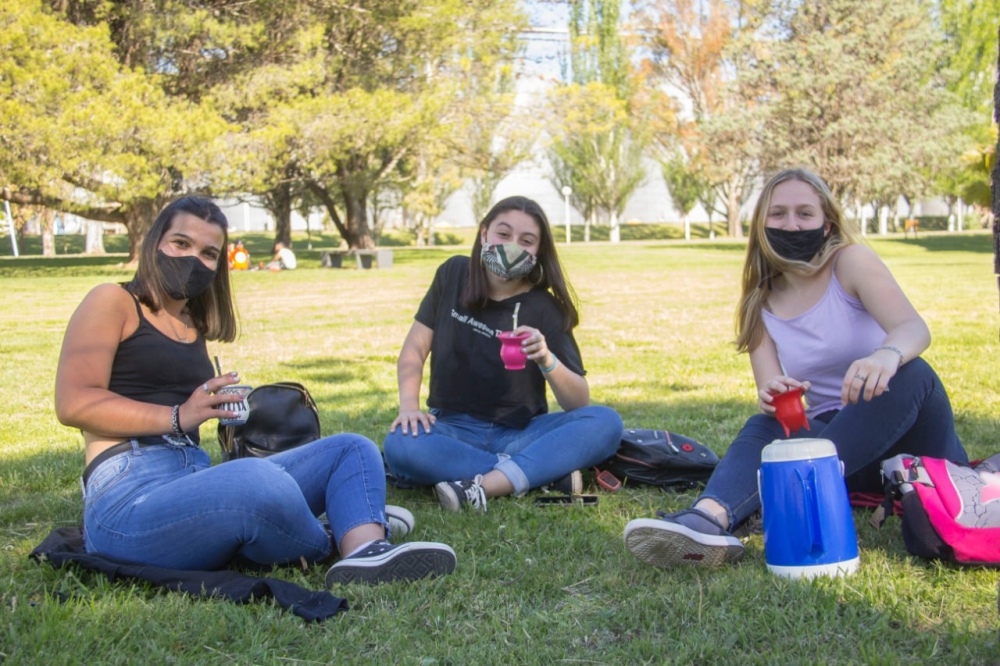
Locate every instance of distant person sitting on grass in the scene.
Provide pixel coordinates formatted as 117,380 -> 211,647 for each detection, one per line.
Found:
267,241 -> 296,271
623,167 -> 969,569
382,195 -> 623,512
55,195 -> 456,586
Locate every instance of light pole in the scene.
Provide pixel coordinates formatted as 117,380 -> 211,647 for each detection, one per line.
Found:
4,199 -> 17,257
561,185 -> 572,244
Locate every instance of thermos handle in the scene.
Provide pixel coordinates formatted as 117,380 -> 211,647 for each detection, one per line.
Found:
798,468 -> 824,555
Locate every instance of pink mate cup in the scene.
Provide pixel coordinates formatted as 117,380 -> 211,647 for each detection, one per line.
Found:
497,331 -> 530,370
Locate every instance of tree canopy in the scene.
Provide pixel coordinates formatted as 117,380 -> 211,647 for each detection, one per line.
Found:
1,0 -> 995,254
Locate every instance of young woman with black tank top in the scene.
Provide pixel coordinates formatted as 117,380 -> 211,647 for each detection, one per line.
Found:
55,196 -> 455,586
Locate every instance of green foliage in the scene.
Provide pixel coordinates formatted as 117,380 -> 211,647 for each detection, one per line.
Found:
661,154 -> 709,217
1,234 -> 998,662
937,0 -> 997,115
547,1 -> 653,239
208,0 -> 526,249
1,0 -> 231,259
568,0 -> 633,95
752,0 -> 973,203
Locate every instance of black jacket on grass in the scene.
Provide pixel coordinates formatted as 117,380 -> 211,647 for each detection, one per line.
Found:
30,526 -> 348,622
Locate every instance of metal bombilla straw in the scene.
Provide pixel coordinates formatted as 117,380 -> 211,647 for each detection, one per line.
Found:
512,302 -> 520,330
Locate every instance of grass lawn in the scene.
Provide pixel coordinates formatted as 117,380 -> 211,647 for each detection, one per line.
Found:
1,232 -> 998,664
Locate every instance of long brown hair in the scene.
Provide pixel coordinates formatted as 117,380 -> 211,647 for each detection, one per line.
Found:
126,196 -> 238,342
462,196 -> 580,332
735,168 -> 859,353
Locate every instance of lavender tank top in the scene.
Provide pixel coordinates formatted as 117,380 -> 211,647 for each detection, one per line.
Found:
762,269 -> 885,416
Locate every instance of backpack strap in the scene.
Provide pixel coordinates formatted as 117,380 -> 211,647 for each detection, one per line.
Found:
873,454 -> 930,528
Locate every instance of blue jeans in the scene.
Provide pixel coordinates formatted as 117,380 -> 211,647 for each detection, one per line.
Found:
83,433 -> 388,570
700,358 -> 969,529
383,406 -> 623,494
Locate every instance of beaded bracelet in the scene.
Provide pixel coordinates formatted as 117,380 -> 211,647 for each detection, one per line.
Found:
875,345 -> 905,368
540,356 -> 559,374
170,404 -> 184,436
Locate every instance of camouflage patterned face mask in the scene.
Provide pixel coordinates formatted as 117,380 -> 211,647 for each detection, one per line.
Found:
481,242 -> 537,281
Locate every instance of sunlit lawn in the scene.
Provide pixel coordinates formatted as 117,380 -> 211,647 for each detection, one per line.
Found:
1,232 -> 997,664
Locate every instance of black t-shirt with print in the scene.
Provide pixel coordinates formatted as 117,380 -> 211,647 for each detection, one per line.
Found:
415,255 -> 584,429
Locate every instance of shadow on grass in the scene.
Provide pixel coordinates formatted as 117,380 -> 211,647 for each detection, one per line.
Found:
878,234 -> 995,254
8,394 -> 999,661
0,254 -> 134,279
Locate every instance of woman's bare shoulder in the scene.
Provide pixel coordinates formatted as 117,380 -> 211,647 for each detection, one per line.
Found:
835,243 -> 881,267
834,244 -> 891,293
72,283 -> 136,326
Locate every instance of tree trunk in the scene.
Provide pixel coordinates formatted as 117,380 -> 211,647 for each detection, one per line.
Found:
85,219 -> 106,255
342,188 -> 375,249
725,179 -> 743,239
308,179 -> 374,250
266,182 -> 294,248
41,208 -> 56,257
124,198 -> 163,264
609,210 -> 620,243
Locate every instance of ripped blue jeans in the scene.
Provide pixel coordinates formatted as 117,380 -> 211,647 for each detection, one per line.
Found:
383,405 -> 623,494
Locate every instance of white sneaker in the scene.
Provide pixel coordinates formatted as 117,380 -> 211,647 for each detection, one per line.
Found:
386,505 -> 414,539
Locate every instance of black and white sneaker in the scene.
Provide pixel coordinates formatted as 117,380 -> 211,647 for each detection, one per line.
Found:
542,470 -> 583,496
434,475 -> 487,512
325,540 -> 457,586
320,506 -> 415,541
385,505 -> 414,539
624,509 -> 744,568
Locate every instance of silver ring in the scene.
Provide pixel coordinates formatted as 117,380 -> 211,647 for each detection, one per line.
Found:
202,383 -> 210,392
854,373 -> 867,381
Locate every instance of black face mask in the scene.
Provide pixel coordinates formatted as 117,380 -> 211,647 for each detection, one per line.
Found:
765,227 -> 828,263
156,250 -> 217,300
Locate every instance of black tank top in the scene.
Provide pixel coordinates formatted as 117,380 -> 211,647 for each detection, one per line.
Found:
108,289 -> 214,440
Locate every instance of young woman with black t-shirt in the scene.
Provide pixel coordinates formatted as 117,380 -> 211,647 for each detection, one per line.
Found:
382,196 -> 623,511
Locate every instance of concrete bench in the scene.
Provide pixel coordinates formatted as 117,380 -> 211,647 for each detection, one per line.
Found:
320,248 -> 393,269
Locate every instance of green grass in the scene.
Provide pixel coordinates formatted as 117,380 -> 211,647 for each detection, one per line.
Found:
2,232 -> 998,664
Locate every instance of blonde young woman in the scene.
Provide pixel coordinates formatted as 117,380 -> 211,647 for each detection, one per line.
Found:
624,168 -> 968,568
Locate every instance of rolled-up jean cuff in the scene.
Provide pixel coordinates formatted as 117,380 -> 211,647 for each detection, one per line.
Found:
695,493 -> 737,531
494,458 -> 529,496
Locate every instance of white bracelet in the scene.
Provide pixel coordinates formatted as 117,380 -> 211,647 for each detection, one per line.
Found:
875,345 -> 905,368
540,356 -> 559,374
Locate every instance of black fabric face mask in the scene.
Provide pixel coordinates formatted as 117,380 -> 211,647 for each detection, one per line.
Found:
156,250 -> 217,300
765,227 -> 828,263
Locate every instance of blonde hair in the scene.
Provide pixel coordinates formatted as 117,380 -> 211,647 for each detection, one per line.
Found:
735,168 -> 860,353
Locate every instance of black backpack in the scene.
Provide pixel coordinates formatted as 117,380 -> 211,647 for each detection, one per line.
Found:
595,428 -> 719,491
217,382 -> 321,461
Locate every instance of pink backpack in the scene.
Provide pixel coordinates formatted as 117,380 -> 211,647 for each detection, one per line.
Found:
877,453 -> 1000,566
